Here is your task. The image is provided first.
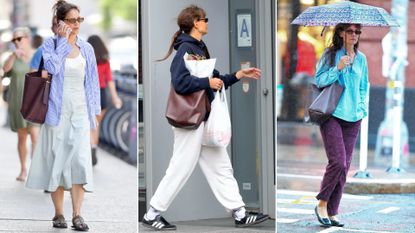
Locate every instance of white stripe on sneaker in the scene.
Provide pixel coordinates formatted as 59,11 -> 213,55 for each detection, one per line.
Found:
158,223 -> 165,229
152,222 -> 157,227
248,216 -> 252,223
245,216 -> 251,224
246,215 -> 256,224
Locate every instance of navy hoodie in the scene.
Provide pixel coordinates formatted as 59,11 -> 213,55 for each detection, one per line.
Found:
170,33 -> 240,104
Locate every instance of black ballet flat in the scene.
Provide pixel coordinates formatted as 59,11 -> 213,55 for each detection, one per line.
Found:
314,206 -> 331,227
330,219 -> 345,227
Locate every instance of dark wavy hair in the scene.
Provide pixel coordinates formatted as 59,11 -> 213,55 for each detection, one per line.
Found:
87,35 -> 109,64
52,0 -> 80,23
158,5 -> 206,61
323,23 -> 361,67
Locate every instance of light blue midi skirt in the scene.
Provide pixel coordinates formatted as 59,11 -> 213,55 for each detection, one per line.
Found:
26,55 -> 93,192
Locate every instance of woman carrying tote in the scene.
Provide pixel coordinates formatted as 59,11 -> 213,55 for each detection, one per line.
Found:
314,23 -> 369,227
142,5 -> 269,231
26,0 -> 100,231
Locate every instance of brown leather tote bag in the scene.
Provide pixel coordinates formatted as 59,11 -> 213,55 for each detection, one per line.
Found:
165,86 -> 211,129
20,58 -> 52,124
304,81 -> 344,125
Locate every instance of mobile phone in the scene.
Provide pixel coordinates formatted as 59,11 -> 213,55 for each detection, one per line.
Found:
58,20 -> 72,34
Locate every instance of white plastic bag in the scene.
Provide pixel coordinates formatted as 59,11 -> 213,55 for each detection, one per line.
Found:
183,52 -> 216,78
202,86 -> 231,147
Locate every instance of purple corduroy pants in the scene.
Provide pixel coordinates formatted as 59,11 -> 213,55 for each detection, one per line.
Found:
316,116 -> 361,216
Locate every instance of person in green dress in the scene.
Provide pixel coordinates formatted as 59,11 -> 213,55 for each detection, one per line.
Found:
2,27 -> 38,181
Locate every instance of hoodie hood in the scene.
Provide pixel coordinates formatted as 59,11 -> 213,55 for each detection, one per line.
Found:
173,33 -> 206,51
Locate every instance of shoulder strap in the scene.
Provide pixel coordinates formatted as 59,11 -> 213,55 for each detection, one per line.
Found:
37,38 -> 57,74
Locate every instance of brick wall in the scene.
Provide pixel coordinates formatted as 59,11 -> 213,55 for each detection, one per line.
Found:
359,0 -> 415,87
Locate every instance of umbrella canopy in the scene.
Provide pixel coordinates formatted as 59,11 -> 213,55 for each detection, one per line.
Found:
291,1 -> 399,27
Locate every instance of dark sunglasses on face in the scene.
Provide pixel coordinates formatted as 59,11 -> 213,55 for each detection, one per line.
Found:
198,18 -> 208,23
345,29 -> 362,35
11,37 -> 25,43
64,17 -> 85,24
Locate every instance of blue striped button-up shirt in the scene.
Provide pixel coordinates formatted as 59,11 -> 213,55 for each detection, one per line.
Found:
42,36 -> 101,129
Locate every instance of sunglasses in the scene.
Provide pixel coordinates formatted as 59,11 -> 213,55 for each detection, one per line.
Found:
64,17 -> 85,24
198,18 -> 209,23
11,37 -> 25,43
345,29 -> 362,35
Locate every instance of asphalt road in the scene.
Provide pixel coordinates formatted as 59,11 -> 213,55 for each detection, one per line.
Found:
277,124 -> 415,233
277,191 -> 415,233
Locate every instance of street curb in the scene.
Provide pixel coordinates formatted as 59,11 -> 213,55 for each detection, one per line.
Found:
345,177 -> 415,194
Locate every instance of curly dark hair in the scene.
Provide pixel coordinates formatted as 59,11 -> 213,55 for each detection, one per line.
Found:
323,23 -> 361,67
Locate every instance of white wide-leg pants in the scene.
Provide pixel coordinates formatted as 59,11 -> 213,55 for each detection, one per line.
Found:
149,122 -> 245,212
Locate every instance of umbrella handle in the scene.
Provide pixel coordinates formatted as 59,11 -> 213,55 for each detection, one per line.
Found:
320,26 -> 327,37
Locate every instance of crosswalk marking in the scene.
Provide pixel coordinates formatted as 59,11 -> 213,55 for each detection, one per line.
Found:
276,218 -> 299,223
377,207 -> 400,214
319,228 -> 394,233
277,198 -> 316,205
277,188 -> 383,230
277,189 -> 372,200
318,227 -> 341,233
277,207 -> 314,214
279,172 -> 415,184
278,173 -> 323,180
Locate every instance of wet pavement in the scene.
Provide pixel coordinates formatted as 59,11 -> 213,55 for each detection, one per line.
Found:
277,122 -> 415,194
277,122 -> 415,232
277,191 -> 415,233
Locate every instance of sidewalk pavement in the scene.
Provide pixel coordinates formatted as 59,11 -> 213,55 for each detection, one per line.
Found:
277,122 -> 415,194
139,217 -> 275,232
0,104 -> 137,232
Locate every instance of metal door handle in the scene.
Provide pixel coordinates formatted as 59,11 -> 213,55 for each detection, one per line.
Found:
263,88 -> 269,96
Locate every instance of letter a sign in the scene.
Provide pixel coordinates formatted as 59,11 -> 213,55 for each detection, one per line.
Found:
237,14 -> 252,47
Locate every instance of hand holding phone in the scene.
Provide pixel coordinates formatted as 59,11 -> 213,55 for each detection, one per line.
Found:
58,20 -> 72,38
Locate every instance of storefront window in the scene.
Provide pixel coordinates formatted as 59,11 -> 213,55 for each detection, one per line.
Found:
276,0 -> 343,122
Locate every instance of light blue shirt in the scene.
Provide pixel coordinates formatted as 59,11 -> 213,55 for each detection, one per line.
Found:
315,47 -> 369,122
42,36 -> 100,129
30,47 -> 43,70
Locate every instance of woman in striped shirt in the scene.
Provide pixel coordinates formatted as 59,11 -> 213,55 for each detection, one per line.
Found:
26,0 -> 100,231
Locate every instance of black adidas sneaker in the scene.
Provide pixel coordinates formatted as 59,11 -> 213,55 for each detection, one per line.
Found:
142,215 -> 177,231
235,212 -> 270,228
